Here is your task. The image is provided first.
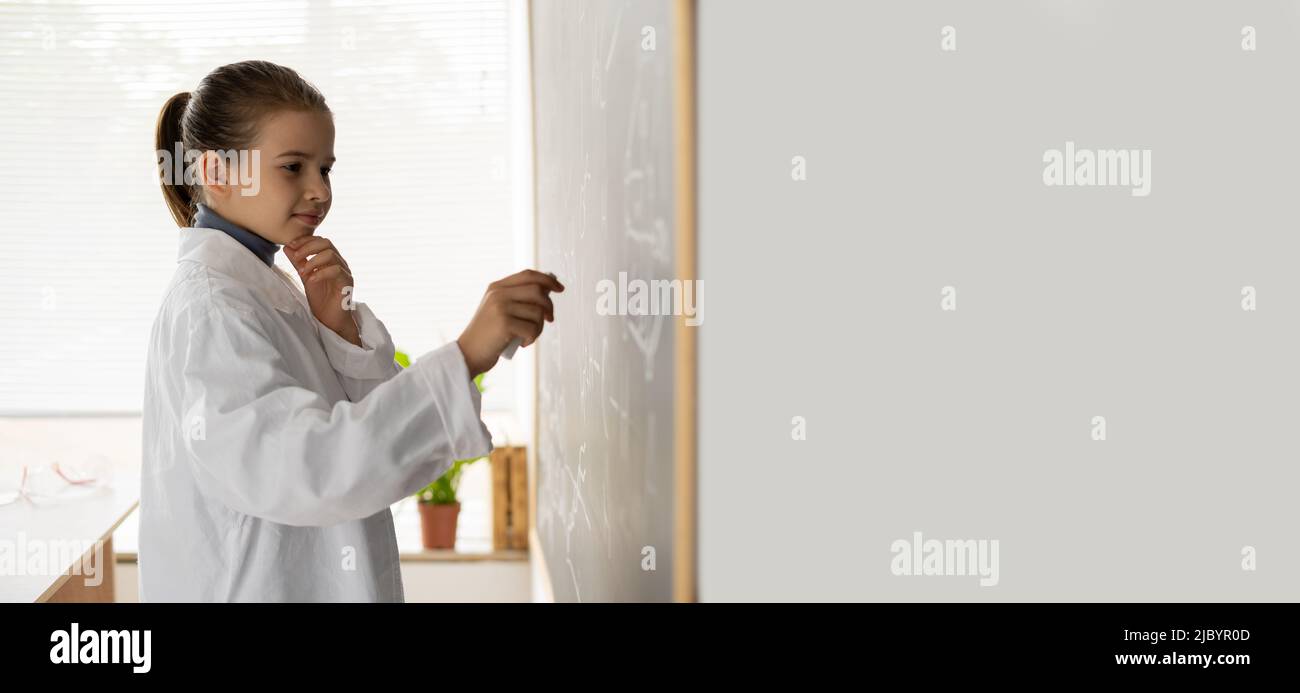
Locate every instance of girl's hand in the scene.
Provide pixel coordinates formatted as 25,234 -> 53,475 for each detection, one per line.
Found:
457,270 -> 564,377
284,235 -> 361,346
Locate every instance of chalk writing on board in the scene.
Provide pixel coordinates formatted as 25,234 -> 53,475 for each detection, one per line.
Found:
535,0 -> 676,602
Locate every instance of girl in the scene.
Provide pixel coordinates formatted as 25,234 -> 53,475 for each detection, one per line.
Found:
142,60 -> 562,601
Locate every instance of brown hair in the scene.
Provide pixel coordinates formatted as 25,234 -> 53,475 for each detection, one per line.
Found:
155,60 -> 330,227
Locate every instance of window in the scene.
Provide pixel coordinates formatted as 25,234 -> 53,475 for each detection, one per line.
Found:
0,0 -> 531,417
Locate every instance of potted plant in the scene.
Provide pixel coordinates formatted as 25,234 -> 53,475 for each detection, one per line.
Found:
398,349 -> 488,550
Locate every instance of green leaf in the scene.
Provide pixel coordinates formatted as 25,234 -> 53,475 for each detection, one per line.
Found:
399,350 -> 488,504
415,453 -> 485,504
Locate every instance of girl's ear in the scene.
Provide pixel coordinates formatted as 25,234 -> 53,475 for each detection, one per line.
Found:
198,150 -> 232,202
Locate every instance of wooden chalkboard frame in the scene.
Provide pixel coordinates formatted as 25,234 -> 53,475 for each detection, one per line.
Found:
527,0 -> 697,603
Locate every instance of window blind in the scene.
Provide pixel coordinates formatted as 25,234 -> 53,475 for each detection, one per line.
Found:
0,0 -> 524,414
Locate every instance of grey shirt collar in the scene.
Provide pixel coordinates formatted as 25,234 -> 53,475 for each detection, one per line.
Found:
193,203 -> 279,267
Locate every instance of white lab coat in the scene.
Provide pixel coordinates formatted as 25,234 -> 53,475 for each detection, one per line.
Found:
140,226 -> 493,602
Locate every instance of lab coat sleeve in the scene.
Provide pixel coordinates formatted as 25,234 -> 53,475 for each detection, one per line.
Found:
179,301 -> 494,527
314,301 -> 401,402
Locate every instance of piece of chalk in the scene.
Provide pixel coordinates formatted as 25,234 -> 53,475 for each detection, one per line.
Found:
501,337 -> 522,360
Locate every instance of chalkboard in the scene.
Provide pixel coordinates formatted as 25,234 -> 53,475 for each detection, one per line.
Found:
531,0 -> 695,602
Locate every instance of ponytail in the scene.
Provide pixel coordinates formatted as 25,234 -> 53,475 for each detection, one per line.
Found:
156,91 -> 194,227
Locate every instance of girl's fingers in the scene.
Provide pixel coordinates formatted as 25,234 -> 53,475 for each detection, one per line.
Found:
492,269 -> 564,293
282,244 -> 306,271
500,284 -> 555,319
307,264 -> 348,284
287,237 -> 335,263
291,239 -> 351,277
507,317 -> 543,347
300,248 -> 340,274
506,302 -> 545,325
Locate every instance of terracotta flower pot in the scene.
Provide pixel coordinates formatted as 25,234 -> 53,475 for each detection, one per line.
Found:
418,501 -> 461,549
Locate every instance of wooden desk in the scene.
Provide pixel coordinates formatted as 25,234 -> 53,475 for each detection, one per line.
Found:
0,470 -> 139,603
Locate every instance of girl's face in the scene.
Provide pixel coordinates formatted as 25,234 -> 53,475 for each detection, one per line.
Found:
204,109 -> 335,245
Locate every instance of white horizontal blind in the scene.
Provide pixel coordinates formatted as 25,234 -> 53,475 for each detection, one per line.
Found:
0,0 -> 520,414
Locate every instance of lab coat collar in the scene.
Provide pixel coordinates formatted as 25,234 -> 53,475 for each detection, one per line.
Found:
177,226 -> 309,317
